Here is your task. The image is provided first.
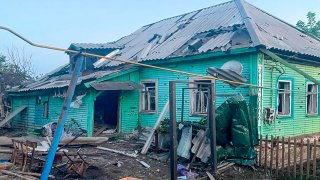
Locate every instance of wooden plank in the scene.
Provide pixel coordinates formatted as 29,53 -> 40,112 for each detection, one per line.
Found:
259,134 -> 262,166
282,137 -> 285,175
313,139 -> 317,178
96,146 -> 138,158
276,137 -> 279,177
294,137 -> 297,178
264,135 -> 268,171
306,139 -> 310,178
300,138 -> 304,179
0,105 -> 27,128
141,101 -> 169,154
93,125 -> 108,136
288,137 -> 291,176
270,135 -> 274,171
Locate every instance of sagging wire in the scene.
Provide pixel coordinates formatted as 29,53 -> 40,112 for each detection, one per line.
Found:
0,25 -> 318,94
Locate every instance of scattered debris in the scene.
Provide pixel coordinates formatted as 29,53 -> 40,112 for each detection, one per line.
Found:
206,171 -> 215,180
103,129 -> 117,134
0,170 -> 37,180
0,162 -> 12,170
0,105 -> 27,128
217,162 -> 235,173
113,161 -> 124,167
57,136 -> 109,146
12,171 -> 55,179
94,125 -> 108,136
141,101 -> 169,154
70,94 -> 86,108
177,164 -> 199,179
136,159 -> 150,168
96,146 -> 138,158
0,149 -> 11,154
149,152 -> 169,162
119,177 -> 142,180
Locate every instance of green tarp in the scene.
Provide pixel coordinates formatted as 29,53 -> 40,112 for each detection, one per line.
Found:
215,94 -> 256,165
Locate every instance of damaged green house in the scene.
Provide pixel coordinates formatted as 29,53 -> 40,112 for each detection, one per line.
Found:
8,0 -> 320,137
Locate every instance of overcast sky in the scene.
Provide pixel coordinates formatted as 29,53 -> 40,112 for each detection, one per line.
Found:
1,0 -> 319,75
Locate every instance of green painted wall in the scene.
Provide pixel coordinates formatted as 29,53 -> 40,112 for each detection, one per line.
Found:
10,51 -> 259,135
261,55 -> 320,137
11,89 -> 96,136
118,52 -> 258,132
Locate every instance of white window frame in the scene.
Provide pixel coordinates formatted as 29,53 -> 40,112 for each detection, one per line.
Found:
140,79 -> 158,114
277,80 -> 292,117
189,77 -> 215,116
306,82 -> 318,115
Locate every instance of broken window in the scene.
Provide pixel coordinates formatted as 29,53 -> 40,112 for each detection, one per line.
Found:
307,83 -> 318,115
277,81 -> 291,116
140,80 -> 157,113
190,79 -> 213,115
43,101 -> 49,119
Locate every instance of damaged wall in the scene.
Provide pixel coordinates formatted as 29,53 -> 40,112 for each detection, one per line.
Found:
11,89 -> 96,135
135,51 -> 258,130
261,54 -> 320,137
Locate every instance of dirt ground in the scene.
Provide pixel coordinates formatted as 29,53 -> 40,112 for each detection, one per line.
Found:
0,129 -> 272,180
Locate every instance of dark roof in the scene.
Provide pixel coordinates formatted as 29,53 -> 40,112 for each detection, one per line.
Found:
71,0 -> 320,67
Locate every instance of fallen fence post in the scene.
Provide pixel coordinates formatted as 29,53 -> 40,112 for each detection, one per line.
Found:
141,101 -> 169,155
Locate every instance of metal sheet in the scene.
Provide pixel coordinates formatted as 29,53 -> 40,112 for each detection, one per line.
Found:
243,1 -> 320,58
207,67 -> 247,89
90,81 -> 141,90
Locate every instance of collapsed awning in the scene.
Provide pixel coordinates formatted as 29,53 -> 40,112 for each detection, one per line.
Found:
90,81 -> 142,91
207,67 -> 247,89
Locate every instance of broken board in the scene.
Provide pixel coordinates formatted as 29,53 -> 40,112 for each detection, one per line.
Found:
0,105 -> 27,128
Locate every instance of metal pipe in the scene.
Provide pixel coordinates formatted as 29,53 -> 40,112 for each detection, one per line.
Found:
40,55 -> 84,179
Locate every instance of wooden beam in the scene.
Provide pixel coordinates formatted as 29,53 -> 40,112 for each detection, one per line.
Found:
260,49 -> 320,85
141,101 -> 169,154
0,105 -> 27,128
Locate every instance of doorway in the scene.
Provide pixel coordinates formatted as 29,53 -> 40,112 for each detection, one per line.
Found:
94,91 -> 120,133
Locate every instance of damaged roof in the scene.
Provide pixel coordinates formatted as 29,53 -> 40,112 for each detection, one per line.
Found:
69,43 -> 122,51
9,66 -> 131,92
75,0 -> 320,67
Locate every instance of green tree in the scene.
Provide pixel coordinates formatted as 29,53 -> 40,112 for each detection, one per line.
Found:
296,12 -> 320,38
0,48 -> 35,93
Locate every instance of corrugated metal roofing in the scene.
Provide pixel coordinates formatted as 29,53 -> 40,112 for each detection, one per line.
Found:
16,69 -> 123,92
70,43 -> 121,50
243,1 -> 320,58
72,0 -> 320,67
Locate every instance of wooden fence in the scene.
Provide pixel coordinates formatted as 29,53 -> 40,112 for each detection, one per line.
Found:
257,134 -> 320,179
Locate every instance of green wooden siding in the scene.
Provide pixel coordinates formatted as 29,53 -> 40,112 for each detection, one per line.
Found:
132,53 -> 257,132
12,89 -> 95,136
261,56 -> 320,137
11,52 -> 259,135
